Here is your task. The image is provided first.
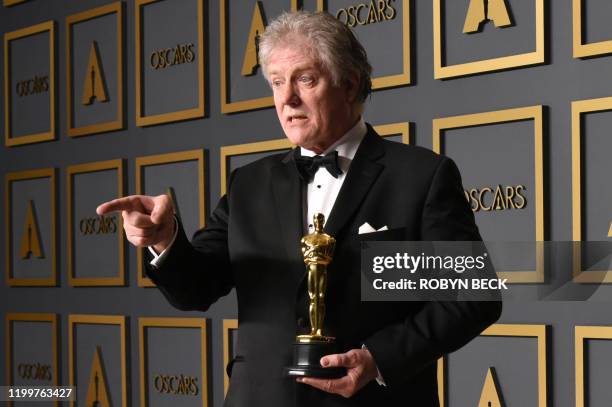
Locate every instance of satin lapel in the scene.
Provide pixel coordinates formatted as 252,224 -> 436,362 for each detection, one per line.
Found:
271,152 -> 305,269
324,126 -> 385,237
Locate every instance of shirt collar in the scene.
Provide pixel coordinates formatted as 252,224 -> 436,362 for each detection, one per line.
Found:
299,118 -> 367,160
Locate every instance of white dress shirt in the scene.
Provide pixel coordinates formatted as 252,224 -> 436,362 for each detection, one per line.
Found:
297,118 -> 385,386
301,118 -> 367,232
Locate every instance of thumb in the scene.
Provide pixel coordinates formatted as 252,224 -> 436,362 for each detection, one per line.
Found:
320,353 -> 345,368
150,194 -> 172,225
322,351 -> 360,368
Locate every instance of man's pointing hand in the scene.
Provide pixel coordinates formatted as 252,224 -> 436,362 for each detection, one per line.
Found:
96,194 -> 175,253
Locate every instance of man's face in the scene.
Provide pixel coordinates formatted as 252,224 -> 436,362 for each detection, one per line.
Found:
266,45 -> 358,153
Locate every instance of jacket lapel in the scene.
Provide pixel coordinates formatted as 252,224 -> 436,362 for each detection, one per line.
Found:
271,150 -> 305,268
324,125 -> 385,237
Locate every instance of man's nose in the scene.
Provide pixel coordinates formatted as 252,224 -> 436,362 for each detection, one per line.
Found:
281,83 -> 300,106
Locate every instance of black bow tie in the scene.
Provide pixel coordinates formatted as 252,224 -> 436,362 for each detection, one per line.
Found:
293,149 -> 343,181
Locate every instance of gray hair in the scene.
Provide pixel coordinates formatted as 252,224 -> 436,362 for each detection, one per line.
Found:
258,11 -> 372,104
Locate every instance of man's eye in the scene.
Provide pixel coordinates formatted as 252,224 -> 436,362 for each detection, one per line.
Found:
272,80 -> 283,88
299,76 -> 314,85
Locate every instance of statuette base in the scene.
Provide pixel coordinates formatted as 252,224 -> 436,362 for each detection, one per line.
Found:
285,340 -> 346,379
296,334 -> 335,343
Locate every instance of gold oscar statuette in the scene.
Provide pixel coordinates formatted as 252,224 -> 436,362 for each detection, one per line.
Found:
286,213 -> 346,378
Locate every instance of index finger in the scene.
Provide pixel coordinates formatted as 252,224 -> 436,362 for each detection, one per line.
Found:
96,196 -> 145,215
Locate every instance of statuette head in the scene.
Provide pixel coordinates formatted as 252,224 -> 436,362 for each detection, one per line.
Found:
313,213 -> 325,233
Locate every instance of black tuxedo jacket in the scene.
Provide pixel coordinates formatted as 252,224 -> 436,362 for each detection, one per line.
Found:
146,125 -> 501,407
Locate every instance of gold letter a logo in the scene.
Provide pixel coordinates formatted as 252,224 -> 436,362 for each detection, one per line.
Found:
478,367 -> 505,407
464,0 -> 513,34
241,1 -> 267,76
82,41 -> 109,105
86,347 -> 111,407
19,200 -> 43,259
608,222 -> 612,237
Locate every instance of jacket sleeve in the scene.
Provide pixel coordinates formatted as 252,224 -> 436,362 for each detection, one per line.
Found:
144,177 -> 236,312
363,156 -> 502,388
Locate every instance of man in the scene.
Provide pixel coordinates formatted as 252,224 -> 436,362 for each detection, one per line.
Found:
97,11 -> 501,407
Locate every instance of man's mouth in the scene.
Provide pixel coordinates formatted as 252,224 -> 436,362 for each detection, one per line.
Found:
288,115 -> 307,123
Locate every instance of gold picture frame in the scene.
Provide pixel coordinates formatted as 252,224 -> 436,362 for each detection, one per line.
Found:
135,150 -> 206,287
68,314 -> 127,407
572,0 -> 612,58
4,20 -> 55,146
219,0 -> 278,114
139,317 -> 208,407
135,0 -> 205,126
375,121 -> 411,144
433,0 -> 545,79
5,168 -> 57,286
437,323 -> 548,407
67,159 -> 125,286
575,325 -> 612,407
223,318 -> 238,397
4,0 -> 30,6
220,138 -> 292,196
6,313 -> 59,407
306,0 -> 410,90
221,0 -> 410,113
66,2 -> 124,137
433,106 -> 545,283
571,96 -> 612,283
220,121 -> 410,195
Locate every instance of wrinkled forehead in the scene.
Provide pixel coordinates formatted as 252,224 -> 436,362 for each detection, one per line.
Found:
264,33 -> 320,63
265,44 -> 322,75
269,31 -> 316,54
